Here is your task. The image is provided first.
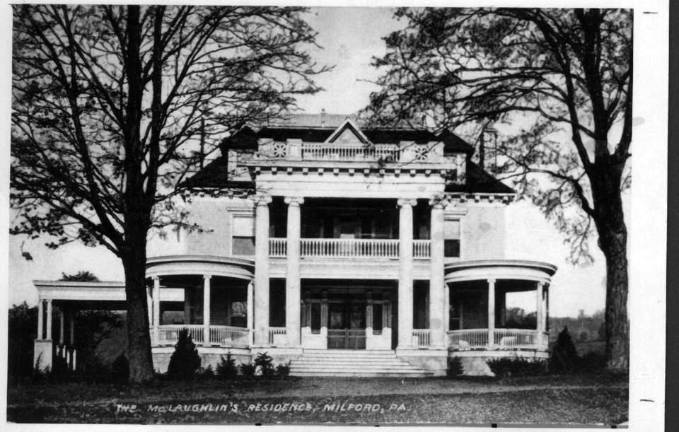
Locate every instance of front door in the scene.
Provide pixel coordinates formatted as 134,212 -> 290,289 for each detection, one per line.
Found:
327,300 -> 366,349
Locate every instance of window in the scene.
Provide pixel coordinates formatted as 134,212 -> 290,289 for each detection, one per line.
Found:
232,215 -> 255,255
444,219 -> 461,258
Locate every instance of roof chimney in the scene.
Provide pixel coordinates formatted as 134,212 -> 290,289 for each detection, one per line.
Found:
321,108 -> 326,127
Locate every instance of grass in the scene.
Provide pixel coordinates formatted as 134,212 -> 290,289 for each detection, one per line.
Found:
7,373 -> 628,425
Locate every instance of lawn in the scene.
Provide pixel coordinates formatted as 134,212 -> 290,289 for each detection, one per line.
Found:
7,373 -> 628,425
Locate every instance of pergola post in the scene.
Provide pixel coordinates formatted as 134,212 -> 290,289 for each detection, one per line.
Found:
153,276 -> 160,345
59,309 -> 65,345
37,299 -> 44,340
45,299 -> 53,340
487,279 -> 495,348
203,275 -> 212,346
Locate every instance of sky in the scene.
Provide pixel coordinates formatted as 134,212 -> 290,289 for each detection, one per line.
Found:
6,7 -> 615,317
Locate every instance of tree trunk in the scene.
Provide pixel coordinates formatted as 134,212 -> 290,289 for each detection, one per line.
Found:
591,163 -> 629,373
598,222 -> 629,372
121,233 -> 155,384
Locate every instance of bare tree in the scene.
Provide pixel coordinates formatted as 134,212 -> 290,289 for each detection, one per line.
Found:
11,4 -> 327,382
367,8 -> 631,371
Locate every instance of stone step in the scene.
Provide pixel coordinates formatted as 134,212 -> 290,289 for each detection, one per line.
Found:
292,371 -> 431,377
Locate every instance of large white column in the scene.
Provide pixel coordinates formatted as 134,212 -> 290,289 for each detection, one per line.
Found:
247,281 -> 254,344
285,196 -> 303,346
254,194 -> 272,345
152,276 -> 160,345
203,275 -> 212,346
37,299 -> 44,340
429,198 -> 445,348
487,278 -> 496,348
46,300 -> 53,340
397,198 -> 416,349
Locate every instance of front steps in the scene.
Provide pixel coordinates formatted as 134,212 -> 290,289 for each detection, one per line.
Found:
290,349 -> 433,377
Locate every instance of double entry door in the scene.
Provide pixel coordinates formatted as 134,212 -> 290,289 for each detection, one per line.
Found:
327,300 -> 366,349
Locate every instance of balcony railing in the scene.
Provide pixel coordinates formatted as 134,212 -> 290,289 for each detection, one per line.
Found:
447,328 -> 547,350
413,240 -> 431,258
269,238 -> 287,257
156,325 -> 251,348
301,238 -> 399,258
301,143 -> 401,162
268,238 -> 433,258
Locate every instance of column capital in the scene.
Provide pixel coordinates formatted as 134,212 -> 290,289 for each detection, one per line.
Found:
203,274 -> 213,281
487,278 -> 496,285
254,194 -> 273,206
397,198 -> 418,208
429,194 -> 447,209
284,196 -> 304,206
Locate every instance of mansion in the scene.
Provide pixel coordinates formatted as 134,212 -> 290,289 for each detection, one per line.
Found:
33,114 -> 556,377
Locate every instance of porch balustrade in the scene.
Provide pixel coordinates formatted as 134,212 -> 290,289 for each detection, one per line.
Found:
268,326 -> 287,345
301,143 -> 401,161
300,238 -> 400,258
156,325 -> 252,348
447,328 -> 547,350
412,329 -> 431,348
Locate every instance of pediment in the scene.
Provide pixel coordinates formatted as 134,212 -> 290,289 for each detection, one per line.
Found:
324,119 -> 372,145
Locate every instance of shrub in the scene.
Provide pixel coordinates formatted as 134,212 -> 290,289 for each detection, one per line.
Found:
240,362 -> 256,377
216,354 -> 238,379
275,362 -> 291,379
487,357 -> 547,378
111,354 -> 129,384
254,352 -> 275,377
166,329 -> 201,380
447,357 -> 464,377
549,326 -> 579,373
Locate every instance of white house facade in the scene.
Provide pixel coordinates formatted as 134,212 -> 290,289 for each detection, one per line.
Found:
33,114 -> 556,377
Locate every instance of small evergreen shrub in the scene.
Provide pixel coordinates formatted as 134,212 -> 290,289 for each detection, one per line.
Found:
240,362 -> 256,377
216,354 -> 238,379
166,328 -> 201,380
549,326 -> 579,373
197,364 -> 214,379
111,354 -> 129,384
447,357 -> 464,377
254,352 -> 275,377
487,357 -> 547,378
275,362 -> 291,379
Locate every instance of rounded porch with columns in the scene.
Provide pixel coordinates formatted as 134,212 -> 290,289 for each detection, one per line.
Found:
145,255 -> 255,371
444,259 -> 556,361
